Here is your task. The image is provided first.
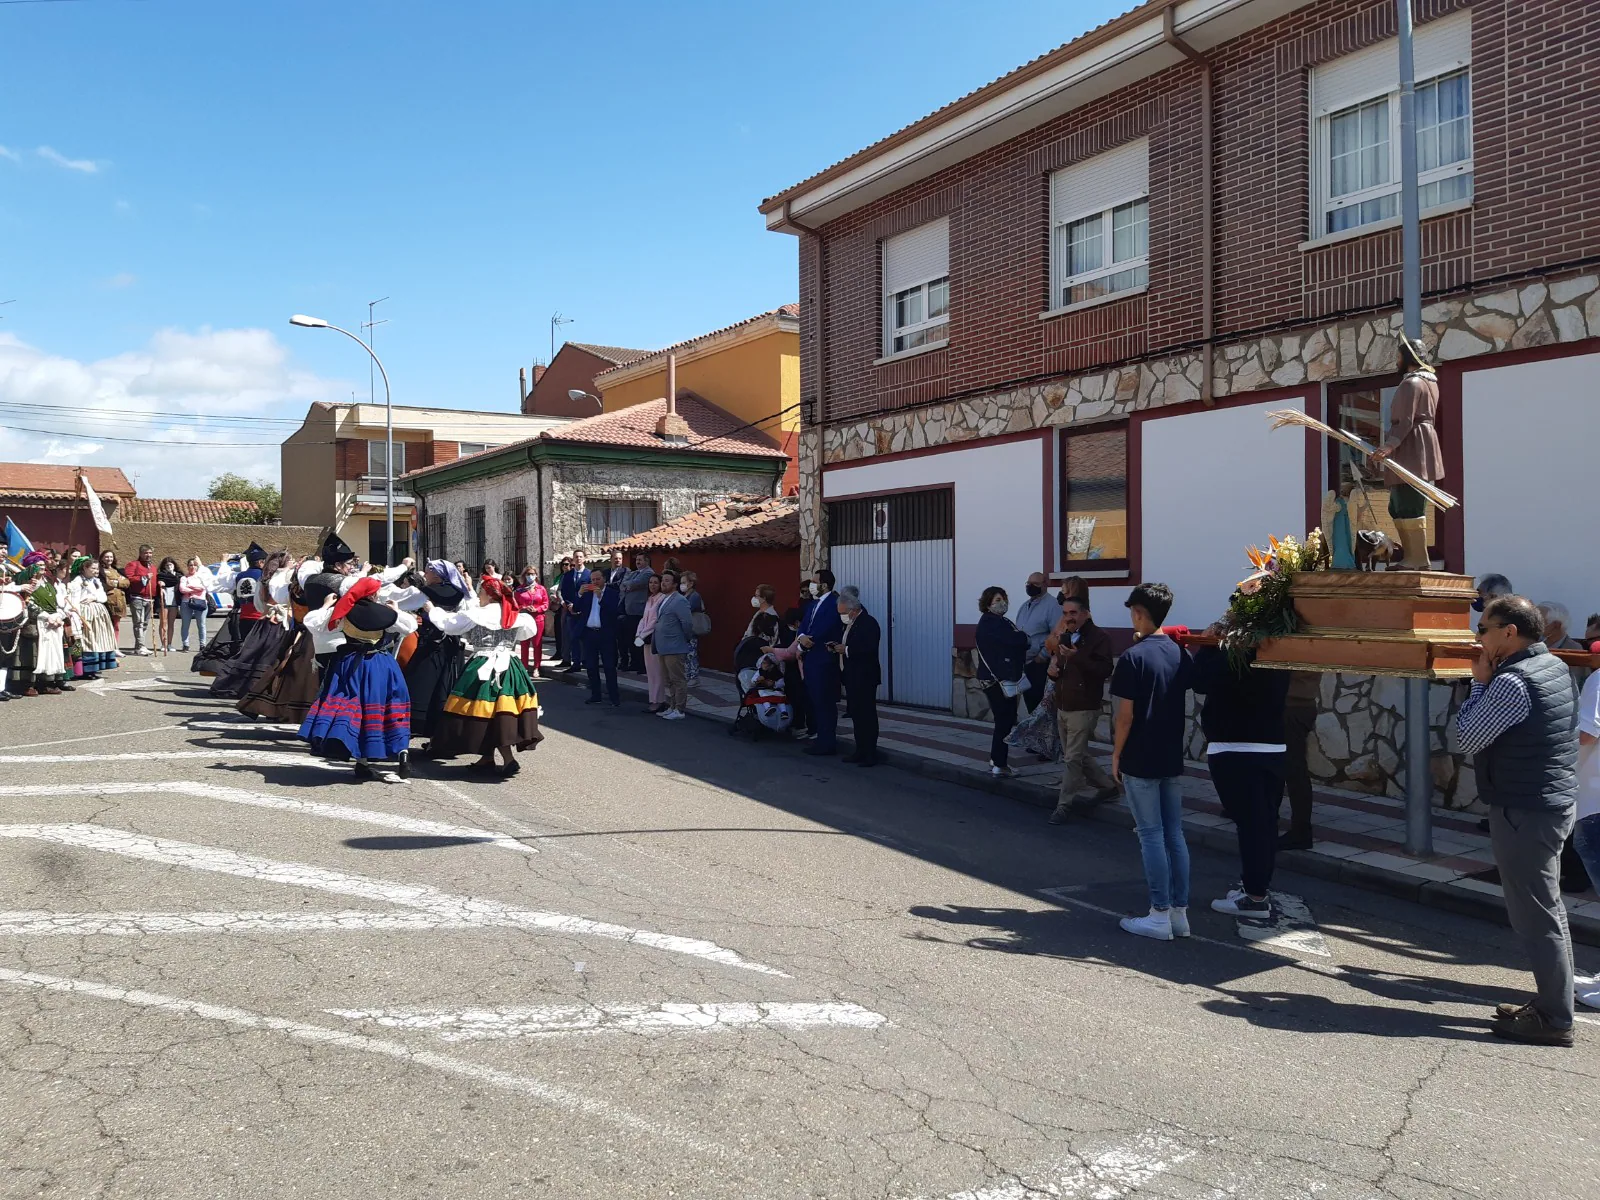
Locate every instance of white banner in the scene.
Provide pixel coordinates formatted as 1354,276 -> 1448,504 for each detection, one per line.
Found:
80,475 -> 114,535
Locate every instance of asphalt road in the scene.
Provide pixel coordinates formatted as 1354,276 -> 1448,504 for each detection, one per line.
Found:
1,654 -> 1597,1199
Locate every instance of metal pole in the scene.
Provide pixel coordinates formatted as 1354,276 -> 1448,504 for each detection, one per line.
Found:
319,324 -> 394,565
1396,0 -> 1433,856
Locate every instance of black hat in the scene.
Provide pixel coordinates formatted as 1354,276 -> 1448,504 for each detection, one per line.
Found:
342,597 -> 399,633
245,541 -> 266,565
1398,333 -> 1433,370
320,533 -> 356,566
300,572 -> 346,610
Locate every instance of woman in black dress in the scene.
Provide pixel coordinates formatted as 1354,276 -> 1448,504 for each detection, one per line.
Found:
404,560 -> 474,756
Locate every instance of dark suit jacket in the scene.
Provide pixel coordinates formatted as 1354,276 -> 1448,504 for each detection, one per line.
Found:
840,610 -> 882,693
800,593 -> 844,678
574,585 -> 620,635
558,569 -> 588,608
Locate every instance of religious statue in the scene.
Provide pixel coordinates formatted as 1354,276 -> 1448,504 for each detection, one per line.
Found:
1368,333 -> 1444,570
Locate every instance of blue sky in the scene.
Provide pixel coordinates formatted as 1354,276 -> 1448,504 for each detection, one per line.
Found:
1,0 -> 1126,496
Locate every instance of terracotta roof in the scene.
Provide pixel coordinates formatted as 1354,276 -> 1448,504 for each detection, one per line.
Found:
609,495 -> 799,553
402,393 -> 786,484
565,343 -> 654,367
760,2 -> 1159,213
119,498 -> 259,524
593,306 -> 800,382
541,393 -> 788,457
0,463 -> 136,500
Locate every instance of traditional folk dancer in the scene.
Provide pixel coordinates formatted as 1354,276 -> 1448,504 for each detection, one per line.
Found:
1368,334 -> 1444,570
402,560 -> 473,757
210,547 -> 289,698
4,561 -> 45,698
237,557 -> 326,724
0,568 -> 30,701
27,565 -> 71,695
65,556 -> 119,680
427,575 -> 542,777
298,578 -> 415,781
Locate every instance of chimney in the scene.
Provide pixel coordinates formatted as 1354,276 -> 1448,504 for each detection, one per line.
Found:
519,366 -> 527,406
532,364 -> 546,385
655,352 -> 689,440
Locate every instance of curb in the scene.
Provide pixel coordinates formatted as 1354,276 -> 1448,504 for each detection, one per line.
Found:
543,667 -> 1600,949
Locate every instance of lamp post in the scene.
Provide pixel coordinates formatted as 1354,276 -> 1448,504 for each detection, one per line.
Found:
290,314 -> 397,565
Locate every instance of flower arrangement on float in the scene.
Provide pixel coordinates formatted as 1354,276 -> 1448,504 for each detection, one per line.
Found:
1218,530 -> 1330,671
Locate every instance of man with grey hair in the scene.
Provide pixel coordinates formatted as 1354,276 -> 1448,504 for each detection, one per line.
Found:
1536,601 -> 1582,653
831,585 -> 882,767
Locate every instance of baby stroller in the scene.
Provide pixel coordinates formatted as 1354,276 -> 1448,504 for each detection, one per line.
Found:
730,647 -> 792,739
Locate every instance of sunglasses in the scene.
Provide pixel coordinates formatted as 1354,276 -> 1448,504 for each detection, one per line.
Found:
1476,621 -> 1506,636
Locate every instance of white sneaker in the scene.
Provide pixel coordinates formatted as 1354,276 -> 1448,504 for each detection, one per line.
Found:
1169,907 -> 1191,938
1119,908 -> 1174,941
658,709 -> 685,721
989,763 -> 1016,778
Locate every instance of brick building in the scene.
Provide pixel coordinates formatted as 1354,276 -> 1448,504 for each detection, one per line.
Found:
522,342 -> 652,418
280,401 -> 569,566
0,464 -> 134,558
760,0 -> 1600,729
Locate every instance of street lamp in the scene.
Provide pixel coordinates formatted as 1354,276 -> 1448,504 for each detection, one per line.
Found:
290,314 -> 397,565
567,389 -> 604,410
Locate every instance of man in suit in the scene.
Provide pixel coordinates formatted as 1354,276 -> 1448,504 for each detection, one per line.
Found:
575,566 -> 621,706
833,585 -> 882,767
618,552 -> 653,674
558,551 -> 589,673
797,568 -> 844,756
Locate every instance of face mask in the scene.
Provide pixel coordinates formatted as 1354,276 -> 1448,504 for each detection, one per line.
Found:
1471,597 -> 1485,613
990,599 -> 1008,617
1025,584 -> 1043,598
679,583 -> 689,594
751,596 -> 762,609
841,611 -> 853,625
810,582 -> 822,598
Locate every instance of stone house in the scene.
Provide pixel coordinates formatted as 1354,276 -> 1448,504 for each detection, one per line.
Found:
401,393 -> 789,580
759,0 -> 1600,804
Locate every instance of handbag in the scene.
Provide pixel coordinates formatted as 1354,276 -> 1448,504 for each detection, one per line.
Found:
691,610 -> 712,638
974,646 -> 1022,698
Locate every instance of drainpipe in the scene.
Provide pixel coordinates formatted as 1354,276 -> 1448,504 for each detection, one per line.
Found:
524,444 -> 546,577
1163,5 -> 1214,406
782,199 -> 828,570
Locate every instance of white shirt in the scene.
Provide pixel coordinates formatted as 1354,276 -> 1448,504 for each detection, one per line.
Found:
587,591 -> 602,629
1576,672 -> 1600,820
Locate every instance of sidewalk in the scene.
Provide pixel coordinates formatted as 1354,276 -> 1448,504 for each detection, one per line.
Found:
547,662 -> 1600,945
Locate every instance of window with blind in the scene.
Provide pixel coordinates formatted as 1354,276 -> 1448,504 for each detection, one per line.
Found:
1311,11 -> 1472,237
585,499 -> 659,545
1059,425 -> 1129,571
1049,139 -> 1149,312
367,439 -> 406,478
882,218 -> 950,356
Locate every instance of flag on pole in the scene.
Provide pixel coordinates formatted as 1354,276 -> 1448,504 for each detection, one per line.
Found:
4,518 -> 33,564
79,473 -> 114,535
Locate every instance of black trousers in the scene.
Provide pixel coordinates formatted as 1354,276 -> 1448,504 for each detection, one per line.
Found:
1212,751 -> 1286,898
846,683 -> 879,763
986,685 -> 1019,769
617,614 -> 643,672
1280,703 -> 1316,833
585,628 -> 619,703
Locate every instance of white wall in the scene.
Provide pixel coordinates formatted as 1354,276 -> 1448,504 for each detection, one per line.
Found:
1139,399 -> 1309,629
1462,352 -> 1600,617
823,437 -> 1047,616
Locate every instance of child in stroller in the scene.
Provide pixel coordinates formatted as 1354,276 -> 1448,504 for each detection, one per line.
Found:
730,620 -> 795,737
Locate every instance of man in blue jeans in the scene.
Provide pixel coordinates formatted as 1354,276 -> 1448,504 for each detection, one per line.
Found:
1110,582 -> 1194,941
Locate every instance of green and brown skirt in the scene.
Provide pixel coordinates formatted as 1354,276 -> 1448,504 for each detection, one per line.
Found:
431,655 -> 542,756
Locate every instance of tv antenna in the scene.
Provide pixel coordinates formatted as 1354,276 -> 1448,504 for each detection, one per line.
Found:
362,296 -> 389,405
550,312 -> 573,362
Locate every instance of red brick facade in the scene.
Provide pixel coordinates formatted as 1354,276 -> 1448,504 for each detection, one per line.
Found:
801,0 -> 1600,426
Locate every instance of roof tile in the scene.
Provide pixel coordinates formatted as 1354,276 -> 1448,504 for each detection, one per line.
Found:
119,498 -> 260,524
0,463 -> 136,500
565,343 -> 654,367
593,306 -> 799,381
609,495 -> 799,552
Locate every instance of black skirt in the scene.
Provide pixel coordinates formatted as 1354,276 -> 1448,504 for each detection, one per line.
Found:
191,611 -> 240,677
402,623 -> 465,739
208,619 -> 287,698
237,626 -> 319,722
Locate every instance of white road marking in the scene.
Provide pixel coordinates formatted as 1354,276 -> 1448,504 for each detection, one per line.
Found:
0,781 -> 535,853
428,779 -> 542,837
187,720 -> 302,735
2,724 -> 184,751
328,1001 -> 889,1041
0,750 -> 317,766
0,824 -> 786,976
80,676 -> 183,694
914,1131 -> 1195,1200
0,965 -> 727,1157
1235,891 -> 1331,958
0,911 -> 545,936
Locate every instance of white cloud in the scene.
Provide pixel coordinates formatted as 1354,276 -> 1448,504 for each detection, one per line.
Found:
36,145 -> 99,173
102,272 -> 137,290
0,145 -> 20,164
0,327 -> 348,498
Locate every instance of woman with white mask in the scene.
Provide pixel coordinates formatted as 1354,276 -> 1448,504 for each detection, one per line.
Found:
974,586 -> 1029,777
744,583 -> 779,640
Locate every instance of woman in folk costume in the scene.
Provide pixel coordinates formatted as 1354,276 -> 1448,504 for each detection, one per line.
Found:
0,566 -> 40,699
298,577 -> 416,781
428,574 -> 541,777
97,550 -> 129,643
25,560 -> 72,695
210,548 -> 291,698
402,560 -> 473,757
237,557 -> 326,724
65,555 -> 119,679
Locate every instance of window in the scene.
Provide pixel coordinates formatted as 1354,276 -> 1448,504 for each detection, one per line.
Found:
465,506 -> 487,572
424,513 -> 447,561
502,498 -> 527,569
1050,138 -> 1149,311
367,439 -> 406,478
1059,425 -> 1128,571
882,218 -> 949,356
585,499 -> 658,545
1312,12 -> 1472,236
458,442 -> 500,457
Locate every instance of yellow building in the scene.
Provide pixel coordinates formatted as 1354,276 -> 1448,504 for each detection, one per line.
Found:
593,305 -> 800,492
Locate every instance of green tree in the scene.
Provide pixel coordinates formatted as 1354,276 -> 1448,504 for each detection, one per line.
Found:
206,473 -> 281,523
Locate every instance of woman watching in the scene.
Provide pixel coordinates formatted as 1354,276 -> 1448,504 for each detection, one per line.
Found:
178,557 -> 210,652
636,573 -> 667,713
975,585 -> 1029,778
155,556 -> 182,654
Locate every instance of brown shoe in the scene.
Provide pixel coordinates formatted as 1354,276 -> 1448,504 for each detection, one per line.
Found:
1491,1004 -> 1574,1047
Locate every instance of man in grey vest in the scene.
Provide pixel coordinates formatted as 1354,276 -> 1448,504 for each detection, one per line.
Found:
1458,595 -> 1579,1046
